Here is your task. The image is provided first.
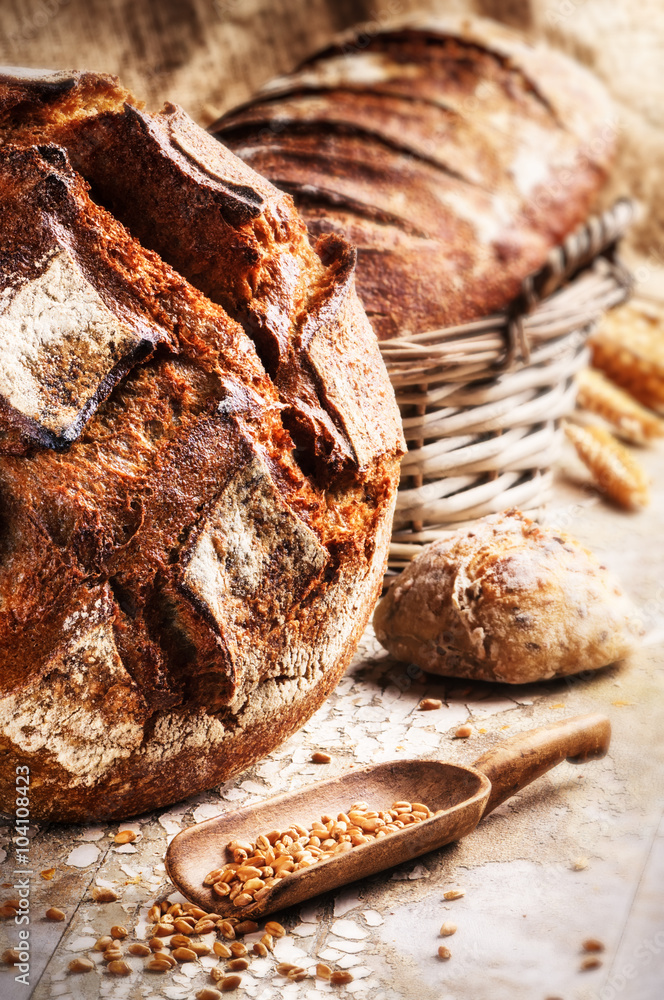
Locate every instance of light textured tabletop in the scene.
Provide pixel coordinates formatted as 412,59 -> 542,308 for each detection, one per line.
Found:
1,3 -> 663,996
1,439 -> 663,1000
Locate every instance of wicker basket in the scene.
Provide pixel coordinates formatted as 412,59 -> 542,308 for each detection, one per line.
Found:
382,199 -> 634,571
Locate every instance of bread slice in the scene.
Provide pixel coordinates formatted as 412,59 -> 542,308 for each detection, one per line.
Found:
0,77 -> 404,822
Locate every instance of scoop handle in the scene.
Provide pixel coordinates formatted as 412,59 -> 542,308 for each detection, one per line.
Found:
473,713 -> 611,817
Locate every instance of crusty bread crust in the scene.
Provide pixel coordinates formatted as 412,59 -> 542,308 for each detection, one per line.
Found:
373,510 -> 642,685
0,74 -> 404,822
213,15 -> 616,339
0,500 -> 393,824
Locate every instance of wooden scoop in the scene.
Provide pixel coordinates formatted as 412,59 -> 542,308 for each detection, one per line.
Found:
165,714 -> 610,919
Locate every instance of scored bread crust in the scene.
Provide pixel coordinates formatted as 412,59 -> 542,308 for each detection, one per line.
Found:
0,72 -> 404,822
373,510 -> 642,684
212,14 -> 616,339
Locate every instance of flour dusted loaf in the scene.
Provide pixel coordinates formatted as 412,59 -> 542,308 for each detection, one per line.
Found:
373,511 -> 641,684
213,15 -> 616,339
0,70 -> 404,822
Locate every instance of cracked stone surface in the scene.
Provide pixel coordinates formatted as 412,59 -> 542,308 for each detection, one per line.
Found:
1,439 -> 663,999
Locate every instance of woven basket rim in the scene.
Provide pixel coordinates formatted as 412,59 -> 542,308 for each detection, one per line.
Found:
378,198 -> 634,377
381,198 -> 634,570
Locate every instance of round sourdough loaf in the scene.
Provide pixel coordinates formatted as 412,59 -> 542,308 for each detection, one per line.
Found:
373,510 -> 642,684
213,14 -> 617,340
0,70 -> 404,822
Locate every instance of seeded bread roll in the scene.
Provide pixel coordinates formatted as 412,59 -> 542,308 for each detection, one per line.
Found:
213,15 -> 616,339
373,510 -> 641,684
0,70 -> 404,822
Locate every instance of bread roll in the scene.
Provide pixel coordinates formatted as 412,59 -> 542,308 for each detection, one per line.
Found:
373,511 -> 641,684
213,15 -> 616,339
0,71 -> 404,822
